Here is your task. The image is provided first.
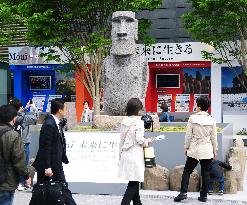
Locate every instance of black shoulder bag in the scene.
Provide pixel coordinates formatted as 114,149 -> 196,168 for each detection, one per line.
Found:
29,177 -> 67,205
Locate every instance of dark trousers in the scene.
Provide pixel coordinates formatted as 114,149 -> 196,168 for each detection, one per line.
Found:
121,181 -> 142,205
180,156 -> 212,197
20,143 -> 30,185
37,167 -> 76,205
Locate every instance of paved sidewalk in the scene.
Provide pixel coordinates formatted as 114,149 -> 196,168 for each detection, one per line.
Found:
12,191 -> 247,205
13,149 -> 247,205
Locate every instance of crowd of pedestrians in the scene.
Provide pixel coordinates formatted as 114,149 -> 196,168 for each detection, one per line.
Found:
0,96 -> 233,205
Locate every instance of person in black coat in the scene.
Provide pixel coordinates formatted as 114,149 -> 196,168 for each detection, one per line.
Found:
208,159 -> 232,195
32,99 -> 76,205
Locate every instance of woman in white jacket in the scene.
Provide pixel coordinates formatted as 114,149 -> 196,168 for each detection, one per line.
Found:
118,98 -> 152,205
174,96 -> 218,203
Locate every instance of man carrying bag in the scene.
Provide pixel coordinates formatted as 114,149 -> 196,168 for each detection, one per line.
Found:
31,99 -> 76,205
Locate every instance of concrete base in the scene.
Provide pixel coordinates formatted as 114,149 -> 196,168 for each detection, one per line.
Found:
68,182 -> 126,195
93,114 -> 160,131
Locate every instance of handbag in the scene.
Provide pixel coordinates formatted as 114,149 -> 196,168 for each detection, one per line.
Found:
29,178 -> 67,205
144,146 -> 156,168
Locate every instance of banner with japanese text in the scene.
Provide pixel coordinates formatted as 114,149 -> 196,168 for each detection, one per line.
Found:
63,131 -> 126,183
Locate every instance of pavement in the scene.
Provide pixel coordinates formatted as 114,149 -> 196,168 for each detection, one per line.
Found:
13,191 -> 247,205
13,149 -> 247,205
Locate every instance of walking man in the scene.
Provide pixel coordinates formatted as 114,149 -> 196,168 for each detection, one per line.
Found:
32,99 -> 76,205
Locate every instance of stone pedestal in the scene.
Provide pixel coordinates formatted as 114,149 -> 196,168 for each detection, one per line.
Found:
94,115 -> 126,131
65,102 -> 77,129
94,115 -> 160,131
143,164 -> 169,191
170,165 -> 200,192
150,113 -> 160,131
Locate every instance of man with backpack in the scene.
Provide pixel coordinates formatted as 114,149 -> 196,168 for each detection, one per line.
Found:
0,104 -> 31,205
9,98 -> 39,191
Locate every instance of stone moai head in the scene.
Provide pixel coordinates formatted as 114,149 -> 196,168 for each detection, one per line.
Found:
111,11 -> 138,56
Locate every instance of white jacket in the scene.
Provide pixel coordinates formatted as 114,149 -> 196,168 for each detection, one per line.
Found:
118,116 -> 148,182
184,111 -> 218,160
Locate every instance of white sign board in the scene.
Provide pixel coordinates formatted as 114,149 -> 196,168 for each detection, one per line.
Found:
8,46 -> 67,65
63,132 -> 127,183
136,42 -> 215,62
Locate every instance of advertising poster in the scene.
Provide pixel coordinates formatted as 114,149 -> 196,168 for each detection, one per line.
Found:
175,94 -> 190,112
222,66 -> 247,112
46,95 -> 63,112
32,95 -> 46,112
63,132 -> 127,183
157,94 -> 172,112
182,68 -> 211,94
55,72 -> 76,100
193,94 -> 209,112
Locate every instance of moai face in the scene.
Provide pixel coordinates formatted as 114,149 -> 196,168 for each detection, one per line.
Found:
111,11 -> 138,56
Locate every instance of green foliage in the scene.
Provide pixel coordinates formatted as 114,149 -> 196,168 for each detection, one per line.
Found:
0,0 -> 162,113
182,0 -> 247,69
236,128 -> 247,135
1,0 -> 162,50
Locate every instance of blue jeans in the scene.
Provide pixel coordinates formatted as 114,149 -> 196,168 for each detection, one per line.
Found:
0,191 -> 14,205
208,176 -> 225,191
19,143 -> 30,185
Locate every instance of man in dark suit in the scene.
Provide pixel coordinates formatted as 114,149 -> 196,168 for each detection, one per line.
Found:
33,99 -> 76,205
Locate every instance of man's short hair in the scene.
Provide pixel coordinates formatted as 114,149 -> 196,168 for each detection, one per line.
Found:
50,99 -> 65,115
0,105 -> 18,123
9,97 -> 22,111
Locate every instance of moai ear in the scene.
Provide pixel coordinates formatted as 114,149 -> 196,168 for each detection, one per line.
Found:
134,20 -> 138,41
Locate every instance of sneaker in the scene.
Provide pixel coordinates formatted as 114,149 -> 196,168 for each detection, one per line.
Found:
17,184 -> 25,191
208,190 -> 213,195
218,190 -> 224,195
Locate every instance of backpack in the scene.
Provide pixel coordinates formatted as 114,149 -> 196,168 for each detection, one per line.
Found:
141,113 -> 153,130
13,114 -> 25,137
0,127 -> 12,184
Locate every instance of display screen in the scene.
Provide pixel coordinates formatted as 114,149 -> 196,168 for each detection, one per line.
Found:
156,74 -> 180,88
29,76 -> 51,90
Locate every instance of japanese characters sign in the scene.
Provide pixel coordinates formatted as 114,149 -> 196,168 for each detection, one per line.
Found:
136,42 -> 211,62
63,131 -> 126,183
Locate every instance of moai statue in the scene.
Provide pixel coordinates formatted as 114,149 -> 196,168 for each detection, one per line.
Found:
102,11 -> 148,116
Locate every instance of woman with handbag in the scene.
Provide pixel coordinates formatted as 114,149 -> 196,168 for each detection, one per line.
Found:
174,96 -> 218,203
118,98 -> 153,205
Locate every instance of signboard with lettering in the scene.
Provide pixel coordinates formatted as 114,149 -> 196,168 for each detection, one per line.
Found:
9,42 -> 214,65
8,47 -> 67,65
136,42 -> 214,62
63,131 -> 126,183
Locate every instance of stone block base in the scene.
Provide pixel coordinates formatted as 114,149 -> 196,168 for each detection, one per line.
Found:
143,164 -> 169,191
94,114 -> 160,131
169,165 -> 200,192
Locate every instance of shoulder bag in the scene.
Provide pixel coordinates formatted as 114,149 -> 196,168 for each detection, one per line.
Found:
144,146 -> 156,168
29,178 -> 67,205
